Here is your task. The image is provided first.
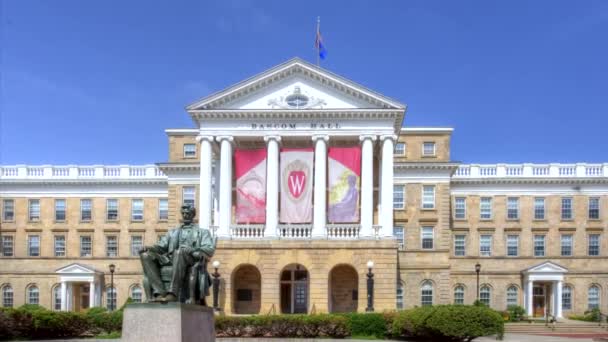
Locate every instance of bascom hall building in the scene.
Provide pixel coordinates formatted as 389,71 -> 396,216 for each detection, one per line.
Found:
1,58 -> 607,319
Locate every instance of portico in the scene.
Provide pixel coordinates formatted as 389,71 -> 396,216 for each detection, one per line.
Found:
183,58 -> 406,240
523,262 -> 568,319
55,263 -> 103,312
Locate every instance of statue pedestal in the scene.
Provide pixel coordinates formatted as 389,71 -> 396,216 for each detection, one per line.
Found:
122,303 -> 215,342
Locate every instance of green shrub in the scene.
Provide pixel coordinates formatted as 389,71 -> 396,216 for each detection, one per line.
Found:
215,314 -> 348,338
85,306 -> 122,333
343,312 -> 387,338
570,308 -> 601,322
390,305 -> 437,338
506,305 -> 526,322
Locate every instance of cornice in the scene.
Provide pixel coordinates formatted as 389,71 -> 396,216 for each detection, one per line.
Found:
156,163 -> 200,173
0,179 -> 167,186
451,177 -> 608,185
394,162 -> 461,171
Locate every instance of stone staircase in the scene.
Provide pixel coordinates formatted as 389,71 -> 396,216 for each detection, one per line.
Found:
506,320 -> 608,338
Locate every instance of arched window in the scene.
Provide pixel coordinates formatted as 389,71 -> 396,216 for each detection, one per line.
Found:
480,285 -> 491,306
106,287 -> 117,311
27,285 -> 39,305
454,285 -> 464,305
562,285 -> 572,310
130,285 -> 143,303
506,286 -> 518,308
52,285 -> 62,311
421,281 -> 433,306
396,282 -> 405,310
2,285 -> 13,308
588,285 -> 600,310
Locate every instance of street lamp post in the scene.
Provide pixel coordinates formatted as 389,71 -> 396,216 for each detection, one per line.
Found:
475,263 -> 481,302
109,264 -> 116,311
212,260 -> 221,312
366,260 -> 374,312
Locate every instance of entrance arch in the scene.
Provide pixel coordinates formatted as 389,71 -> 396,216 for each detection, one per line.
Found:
329,264 -> 358,313
232,264 -> 261,314
280,264 -> 309,314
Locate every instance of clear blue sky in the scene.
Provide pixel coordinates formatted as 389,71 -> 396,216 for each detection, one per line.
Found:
1,0 -> 607,164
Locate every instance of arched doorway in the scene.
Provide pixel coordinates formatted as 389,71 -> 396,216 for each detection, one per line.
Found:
329,264 -> 358,313
280,264 -> 309,314
232,264 -> 261,314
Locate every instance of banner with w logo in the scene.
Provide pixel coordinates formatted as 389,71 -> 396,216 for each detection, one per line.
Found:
280,148 -> 314,223
235,149 -> 267,223
328,146 -> 361,223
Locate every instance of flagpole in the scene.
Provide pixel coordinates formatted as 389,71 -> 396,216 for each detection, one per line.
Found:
316,16 -> 320,67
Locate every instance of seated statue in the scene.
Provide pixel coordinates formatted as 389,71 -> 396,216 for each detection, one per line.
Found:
139,205 -> 216,305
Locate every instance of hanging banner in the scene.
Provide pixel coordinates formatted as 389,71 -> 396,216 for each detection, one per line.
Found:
235,149 -> 267,224
280,148 -> 314,223
328,146 -> 361,223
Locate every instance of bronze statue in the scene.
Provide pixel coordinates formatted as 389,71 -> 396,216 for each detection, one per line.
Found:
139,205 -> 216,305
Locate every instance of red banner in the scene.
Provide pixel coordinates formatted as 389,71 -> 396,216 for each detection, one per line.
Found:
328,146 -> 361,223
235,149 -> 267,224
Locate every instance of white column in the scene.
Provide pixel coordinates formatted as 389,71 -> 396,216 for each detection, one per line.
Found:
89,281 -> 95,308
526,280 -> 533,317
197,135 -> 214,229
360,135 -> 376,237
556,280 -> 563,318
216,136 -> 234,237
379,135 -> 396,237
264,136 -> 281,237
312,135 -> 329,238
60,281 -> 67,311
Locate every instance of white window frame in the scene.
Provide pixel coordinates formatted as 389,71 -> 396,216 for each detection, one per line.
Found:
131,199 -> 144,221
54,235 -> 66,257
422,185 -> 435,209
80,198 -> 92,222
53,285 -> 62,311
422,142 -> 436,156
454,285 -> 465,305
2,199 -> 14,221
506,235 -> 519,257
506,286 -> 518,308
534,235 -> 545,257
106,235 -> 118,257
588,234 -> 600,256
507,197 -> 519,220
2,285 -> 13,308
534,197 -> 545,220
131,285 -> 143,303
27,285 -> 39,305
28,199 -> 40,221
183,143 -> 196,158
454,197 -> 466,220
27,235 -> 40,257
421,226 -> 434,250
158,198 -> 169,221
396,282 -> 405,310
588,285 -> 600,310
106,287 -> 117,311
561,197 -> 573,220
106,199 -> 119,221
480,235 -> 492,257
421,281 -> 433,306
182,186 -> 195,207
480,285 -> 491,306
393,225 -> 405,250
454,234 -> 466,256
394,142 -> 406,156
131,235 -> 143,257
2,235 -> 14,257
54,199 -> 66,222
480,197 -> 492,220
561,234 -> 573,257
589,197 -> 600,219
393,185 -> 405,209
80,235 -> 92,257
562,285 -> 572,310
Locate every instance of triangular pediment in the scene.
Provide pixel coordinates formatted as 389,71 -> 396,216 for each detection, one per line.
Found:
523,261 -> 568,274
56,263 -> 100,274
186,57 -> 405,111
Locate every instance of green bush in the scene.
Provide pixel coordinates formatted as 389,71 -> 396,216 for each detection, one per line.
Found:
215,314 -> 349,338
85,306 -> 122,334
506,305 -> 526,322
390,305 -> 504,341
569,308 -> 601,322
342,312 -> 388,338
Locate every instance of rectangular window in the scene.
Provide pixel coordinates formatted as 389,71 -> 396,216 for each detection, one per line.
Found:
54,199 -> 66,221
422,142 -> 436,156
54,235 -> 66,257
421,227 -> 434,250
454,197 -> 466,219
589,197 -> 600,219
29,199 -> 40,221
106,199 -> 118,221
2,236 -> 14,257
158,198 -> 169,220
454,235 -> 466,256
534,197 -> 545,220
80,199 -> 92,221
562,287 -> 572,310
561,234 -> 573,256
393,225 -> 405,250
183,143 -> 196,158
2,199 -> 14,221
131,236 -> 143,257
393,185 -> 405,209
561,197 -> 572,220
182,186 -> 195,207
106,236 -> 118,257
131,199 -> 144,221
480,235 -> 492,256
588,234 -> 600,256
80,236 -> 92,257
422,185 -> 435,209
506,235 -> 519,257
480,197 -> 492,220
534,235 -> 545,257
28,235 -> 40,257
507,197 -> 519,220
394,142 -> 406,156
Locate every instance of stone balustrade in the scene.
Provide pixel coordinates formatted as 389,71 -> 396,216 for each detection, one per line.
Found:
453,163 -> 608,179
278,224 -> 312,239
326,224 -> 360,239
230,225 -> 265,239
0,165 -> 166,180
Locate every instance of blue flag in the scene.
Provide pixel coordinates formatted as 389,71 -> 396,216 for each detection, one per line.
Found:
315,30 -> 327,60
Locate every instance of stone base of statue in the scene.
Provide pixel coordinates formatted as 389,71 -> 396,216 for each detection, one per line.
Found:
122,302 -> 215,342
